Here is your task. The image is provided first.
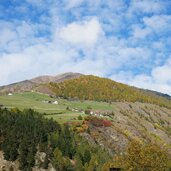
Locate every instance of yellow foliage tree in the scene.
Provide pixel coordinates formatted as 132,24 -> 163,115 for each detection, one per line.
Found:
103,140 -> 170,171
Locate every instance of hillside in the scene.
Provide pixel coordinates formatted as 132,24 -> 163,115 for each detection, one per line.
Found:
0,80 -> 37,95
0,72 -> 82,95
0,108 -> 112,171
0,100 -> 171,170
49,75 -> 171,108
1,73 -> 171,105
0,74 -> 171,170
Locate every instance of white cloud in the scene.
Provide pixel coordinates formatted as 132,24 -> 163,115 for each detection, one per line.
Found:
65,0 -> 84,9
26,0 -> 45,7
143,15 -> 171,32
130,74 -> 171,95
59,18 -> 102,46
117,47 -> 151,65
1,0 -> 171,96
152,58 -> 171,84
110,71 -> 134,83
111,57 -> 171,95
131,25 -> 151,39
130,0 -> 164,14
0,53 -> 31,84
131,15 -> 171,39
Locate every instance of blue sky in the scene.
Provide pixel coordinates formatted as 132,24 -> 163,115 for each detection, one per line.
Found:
1,0 -> 171,95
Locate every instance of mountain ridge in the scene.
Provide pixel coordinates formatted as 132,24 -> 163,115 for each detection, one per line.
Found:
0,72 -> 171,103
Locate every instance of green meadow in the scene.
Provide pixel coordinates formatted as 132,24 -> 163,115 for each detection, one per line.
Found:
0,92 -> 114,123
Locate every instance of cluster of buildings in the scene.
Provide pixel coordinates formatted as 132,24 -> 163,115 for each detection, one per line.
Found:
42,100 -> 58,105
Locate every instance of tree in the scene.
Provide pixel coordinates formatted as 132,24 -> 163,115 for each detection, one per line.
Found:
75,155 -> 84,171
113,140 -> 170,171
52,148 -> 72,171
52,148 -> 64,171
78,115 -> 83,120
83,149 -> 91,164
85,109 -> 91,114
87,155 -> 98,171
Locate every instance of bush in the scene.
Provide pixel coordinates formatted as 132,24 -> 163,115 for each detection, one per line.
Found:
85,116 -> 112,127
78,115 -> 83,120
85,109 -> 91,114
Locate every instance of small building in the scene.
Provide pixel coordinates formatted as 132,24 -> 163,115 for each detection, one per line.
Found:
90,111 -> 94,115
52,101 -> 58,105
8,93 -> 13,96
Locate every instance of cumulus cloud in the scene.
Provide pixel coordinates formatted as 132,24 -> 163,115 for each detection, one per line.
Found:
1,0 -> 171,95
131,25 -> 151,39
59,18 -> 102,46
111,57 -> 171,95
152,58 -> 171,84
64,0 -> 84,9
130,0 -> 165,14
143,15 -> 171,33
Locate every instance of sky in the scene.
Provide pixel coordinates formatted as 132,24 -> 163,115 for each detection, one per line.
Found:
1,0 -> 171,95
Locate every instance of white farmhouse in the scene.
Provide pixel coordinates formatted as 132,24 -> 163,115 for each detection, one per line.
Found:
53,101 -> 58,105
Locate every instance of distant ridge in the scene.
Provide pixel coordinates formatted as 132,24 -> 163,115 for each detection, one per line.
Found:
143,89 -> 171,100
0,72 -> 82,94
0,72 -> 171,104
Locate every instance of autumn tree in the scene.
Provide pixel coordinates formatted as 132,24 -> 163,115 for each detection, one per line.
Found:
112,140 -> 170,171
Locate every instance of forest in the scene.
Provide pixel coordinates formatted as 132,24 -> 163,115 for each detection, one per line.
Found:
49,75 -> 171,109
0,108 -> 111,171
0,107 -> 170,170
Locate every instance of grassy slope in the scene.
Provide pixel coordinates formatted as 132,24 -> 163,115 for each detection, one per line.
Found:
0,92 -> 113,123
0,91 -> 170,152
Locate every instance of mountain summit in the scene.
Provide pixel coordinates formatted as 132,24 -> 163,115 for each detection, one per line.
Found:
31,72 -> 82,84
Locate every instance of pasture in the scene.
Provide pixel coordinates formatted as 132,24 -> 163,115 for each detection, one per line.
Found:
0,92 -> 114,123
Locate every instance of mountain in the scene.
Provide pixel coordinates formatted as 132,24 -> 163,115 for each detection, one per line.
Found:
1,72 -> 171,104
0,73 -> 171,170
0,72 -> 82,95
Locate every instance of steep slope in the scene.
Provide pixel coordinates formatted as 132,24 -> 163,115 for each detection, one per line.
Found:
81,102 -> 171,155
49,75 -> 171,108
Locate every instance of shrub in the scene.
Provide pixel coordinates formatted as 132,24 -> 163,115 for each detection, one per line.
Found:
85,116 -> 112,127
85,109 -> 91,114
78,115 -> 83,120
